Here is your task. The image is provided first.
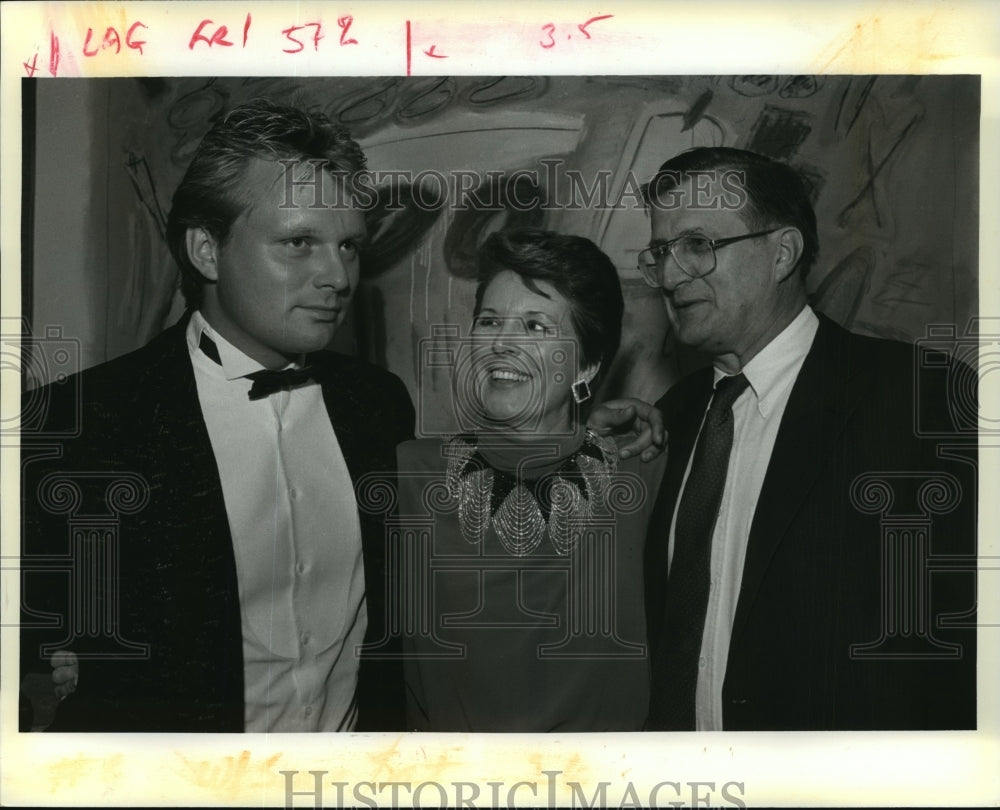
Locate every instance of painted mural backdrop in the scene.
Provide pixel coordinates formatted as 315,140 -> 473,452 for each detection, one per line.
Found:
58,75 -> 979,434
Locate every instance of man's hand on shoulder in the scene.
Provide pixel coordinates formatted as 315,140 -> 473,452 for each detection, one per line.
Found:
587,398 -> 666,461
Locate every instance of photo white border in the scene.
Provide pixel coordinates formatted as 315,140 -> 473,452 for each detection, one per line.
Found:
2,1 -> 997,806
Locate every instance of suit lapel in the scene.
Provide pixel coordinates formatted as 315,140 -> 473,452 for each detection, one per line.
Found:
118,317 -> 246,723
732,317 -> 872,641
658,368 -> 715,537
132,318 -> 224,499
129,319 -> 240,600
316,359 -> 367,484
645,367 -> 714,641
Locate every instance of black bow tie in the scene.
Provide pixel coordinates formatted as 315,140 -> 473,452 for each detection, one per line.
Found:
246,365 -> 326,400
198,331 -> 326,400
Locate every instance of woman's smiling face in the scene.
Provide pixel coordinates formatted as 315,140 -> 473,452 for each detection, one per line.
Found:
465,269 -> 593,436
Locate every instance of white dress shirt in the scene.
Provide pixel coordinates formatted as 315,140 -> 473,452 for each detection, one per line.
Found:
186,311 -> 366,732
668,305 -> 819,730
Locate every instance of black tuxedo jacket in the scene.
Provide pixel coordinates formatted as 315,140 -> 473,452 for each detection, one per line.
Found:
21,315 -> 414,731
645,315 -> 977,730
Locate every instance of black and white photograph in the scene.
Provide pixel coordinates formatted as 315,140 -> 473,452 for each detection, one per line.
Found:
1,2 -> 997,807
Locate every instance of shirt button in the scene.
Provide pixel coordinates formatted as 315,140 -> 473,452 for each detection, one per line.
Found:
296,561 -> 306,575
289,487 -> 299,501
698,656 -> 707,669
302,632 -> 311,645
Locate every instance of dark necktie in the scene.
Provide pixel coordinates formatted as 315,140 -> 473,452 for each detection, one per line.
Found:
246,366 -> 324,400
198,331 -> 222,365
655,372 -> 750,730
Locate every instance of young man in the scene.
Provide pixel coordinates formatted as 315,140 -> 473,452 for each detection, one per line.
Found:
21,101 -> 414,732
640,147 -> 977,730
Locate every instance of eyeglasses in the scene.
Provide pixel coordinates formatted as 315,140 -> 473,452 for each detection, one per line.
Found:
636,229 -> 778,286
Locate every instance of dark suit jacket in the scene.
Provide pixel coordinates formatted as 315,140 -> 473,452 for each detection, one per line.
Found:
645,314 -> 977,730
20,315 -> 414,731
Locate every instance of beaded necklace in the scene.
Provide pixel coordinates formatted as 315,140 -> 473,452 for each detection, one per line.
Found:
444,430 -> 619,556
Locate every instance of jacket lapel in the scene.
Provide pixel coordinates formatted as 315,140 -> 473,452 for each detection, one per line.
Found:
128,318 -> 240,604
315,359 -> 367,484
132,317 -> 225,501
658,367 -> 715,537
732,316 -> 872,641
645,367 -> 714,642
119,316 -> 246,725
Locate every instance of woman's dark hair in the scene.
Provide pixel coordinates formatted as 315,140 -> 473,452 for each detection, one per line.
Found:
474,228 -> 624,382
165,99 -> 368,308
645,146 -> 819,278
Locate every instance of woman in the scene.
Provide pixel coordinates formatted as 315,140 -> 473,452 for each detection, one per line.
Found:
397,228 -> 665,731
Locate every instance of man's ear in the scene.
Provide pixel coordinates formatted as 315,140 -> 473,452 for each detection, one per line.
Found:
185,227 -> 220,282
773,226 -> 804,283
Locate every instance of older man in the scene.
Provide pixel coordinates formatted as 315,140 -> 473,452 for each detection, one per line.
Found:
640,147 -> 976,730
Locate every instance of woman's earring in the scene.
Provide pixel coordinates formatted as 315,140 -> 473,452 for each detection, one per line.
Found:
571,378 -> 592,404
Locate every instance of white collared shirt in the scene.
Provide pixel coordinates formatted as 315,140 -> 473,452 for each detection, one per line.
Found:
668,305 -> 819,730
186,311 -> 366,732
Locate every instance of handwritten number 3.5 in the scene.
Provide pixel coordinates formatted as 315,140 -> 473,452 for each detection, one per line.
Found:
539,15 -> 613,49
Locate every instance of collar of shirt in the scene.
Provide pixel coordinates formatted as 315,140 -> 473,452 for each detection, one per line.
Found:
713,305 -> 819,418
186,310 -> 305,382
